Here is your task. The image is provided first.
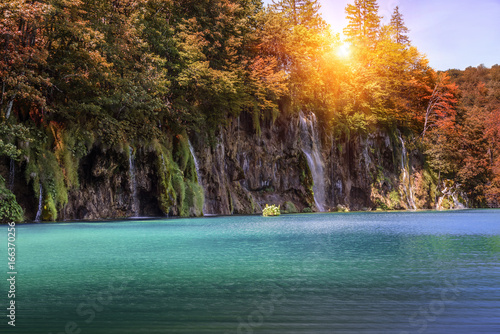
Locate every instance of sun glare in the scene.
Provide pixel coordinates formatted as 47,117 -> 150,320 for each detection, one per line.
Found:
336,43 -> 351,59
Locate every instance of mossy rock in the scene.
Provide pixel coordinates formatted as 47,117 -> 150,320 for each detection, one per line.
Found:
42,194 -> 58,221
441,197 -> 452,210
335,204 -> 350,212
281,201 -> 298,214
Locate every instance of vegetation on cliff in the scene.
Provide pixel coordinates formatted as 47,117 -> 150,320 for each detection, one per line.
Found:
0,0 -> 499,221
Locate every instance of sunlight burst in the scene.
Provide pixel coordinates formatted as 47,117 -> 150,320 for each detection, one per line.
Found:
336,43 -> 351,59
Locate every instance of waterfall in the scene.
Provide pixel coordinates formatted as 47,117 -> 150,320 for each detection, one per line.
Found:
437,183 -> 466,210
299,111 -> 326,212
35,184 -> 43,222
451,193 -> 466,209
188,141 -> 201,179
188,140 -> 206,215
398,134 -> 417,210
9,158 -> 15,191
160,153 -> 169,218
128,147 -> 140,217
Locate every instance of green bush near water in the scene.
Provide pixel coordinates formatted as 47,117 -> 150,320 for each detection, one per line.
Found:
263,204 -> 280,216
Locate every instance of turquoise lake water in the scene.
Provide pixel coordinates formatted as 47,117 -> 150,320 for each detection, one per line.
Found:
1,210 -> 500,333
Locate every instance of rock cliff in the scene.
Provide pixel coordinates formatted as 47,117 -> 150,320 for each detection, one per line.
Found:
1,110 -> 468,221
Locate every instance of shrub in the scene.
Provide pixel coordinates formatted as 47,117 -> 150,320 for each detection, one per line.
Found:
0,177 -> 23,223
263,204 -> 280,216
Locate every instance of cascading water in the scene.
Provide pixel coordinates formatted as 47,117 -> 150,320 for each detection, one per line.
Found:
35,184 -> 43,222
437,183 -> 467,210
188,140 -> 206,215
128,147 -> 140,217
9,158 -> 15,191
188,141 -> 201,180
299,111 -> 326,212
398,134 -> 417,210
451,193 -> 466,209
159,153 -> 170,218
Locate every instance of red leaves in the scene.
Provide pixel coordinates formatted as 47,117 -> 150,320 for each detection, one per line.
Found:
0,0 -> 52,121
442,66 -> 500,206
421,71 -> 458,138
484,107 -> 500,205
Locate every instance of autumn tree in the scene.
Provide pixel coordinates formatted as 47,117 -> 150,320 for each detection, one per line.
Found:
448,65 -> 500,206
484,106 -> 500,206
0,0 -> 51,123
421,72 -> 458,138
270,0 -> 324,29
267,0 -> 331,120
337,1 -> 408,133
344,0 -> 380,50
390,6 -> 409,46
164,0 -> 285,135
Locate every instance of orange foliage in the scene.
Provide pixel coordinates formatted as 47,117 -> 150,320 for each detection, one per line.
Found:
0,0 -> 51,122
484,107 -> 500,206
422,71 -> 458,138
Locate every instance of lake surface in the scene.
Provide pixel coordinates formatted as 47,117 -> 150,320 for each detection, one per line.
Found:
2,210 -> 500,334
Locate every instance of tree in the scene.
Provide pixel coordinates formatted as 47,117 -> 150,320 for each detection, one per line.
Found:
344,0 -> 381,48
267,0 -> 330,116
422,72 -> 458,138
448,65 -> 500,206
270,0 -> 324,30
485,107 -> 500,206
0,0 -> 51,123
390,6 -> 410,46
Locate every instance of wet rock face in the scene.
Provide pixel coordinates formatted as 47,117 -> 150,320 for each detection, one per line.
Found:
0,158 -> 37,220
62,147 -> 163,220
49,115 -> 418,219
192,112 -> 315,215
190,112 -> 415,215
1,111 -> 433,221
326,133 -> 387,211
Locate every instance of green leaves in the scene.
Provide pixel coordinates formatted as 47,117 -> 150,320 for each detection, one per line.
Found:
0,176 -> 24,223
344,0 -> 381,49
0,123 -> 31,160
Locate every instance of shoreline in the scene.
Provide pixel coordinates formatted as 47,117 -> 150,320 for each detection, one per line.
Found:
6,207 -> 491,225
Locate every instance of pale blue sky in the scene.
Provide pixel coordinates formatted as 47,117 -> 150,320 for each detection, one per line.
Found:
262,0 -> 500,70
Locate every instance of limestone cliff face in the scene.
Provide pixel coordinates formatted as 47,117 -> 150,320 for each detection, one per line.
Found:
326,133 -> 395,211
3,110 -> 466,221
61,147 -> 163,220
190,112 -> 430,215
191,112 -> 315,215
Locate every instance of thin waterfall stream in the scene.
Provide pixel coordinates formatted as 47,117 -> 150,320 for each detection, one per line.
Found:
398,134 -> 417,210
128,146 -> 140,217
299,111 -> 326,212
35,184 -> 43,222
188,140 -> 206,215
437,184 -> 467,210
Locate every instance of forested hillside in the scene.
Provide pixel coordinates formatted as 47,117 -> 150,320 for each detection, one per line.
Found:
1,0 -> 498,222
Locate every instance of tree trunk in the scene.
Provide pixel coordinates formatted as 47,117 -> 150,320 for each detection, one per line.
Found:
5,94 -> 16,120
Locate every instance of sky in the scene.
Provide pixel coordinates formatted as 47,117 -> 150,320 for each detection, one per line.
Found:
262,0 -> 500,70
